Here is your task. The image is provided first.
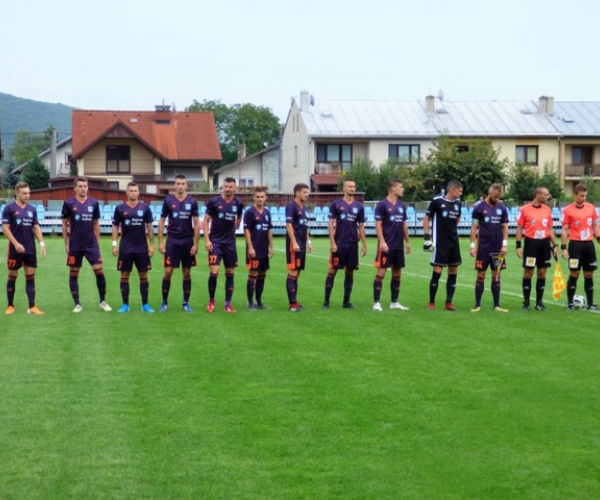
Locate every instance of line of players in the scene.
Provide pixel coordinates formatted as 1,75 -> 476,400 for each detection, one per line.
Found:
3,176 -> 600,314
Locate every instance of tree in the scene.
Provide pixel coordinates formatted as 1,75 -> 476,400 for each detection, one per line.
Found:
506,161 -> 563,204
424,136 -> 508,199
187,99 -> 281,167
8,126 -> 55,165
339,157 -> 378,199
21,156 -> 50,189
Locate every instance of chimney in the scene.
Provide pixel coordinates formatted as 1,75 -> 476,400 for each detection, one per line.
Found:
538,95 -> 554,115
426,95 -> 435,114
300,90 -> 310,112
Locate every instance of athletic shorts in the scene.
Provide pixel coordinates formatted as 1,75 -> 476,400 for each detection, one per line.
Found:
246,257 -> 270,272
567,240 -> 597,272
208,242 -> 238,268
67,248 -> 103,268
117,251 -> 152,273
374,248 -> 405,269
7,250 -> 37,270
330,243 -> 360,270
287,248 -> 306,271
430,246 -> 462,267
164,237 -> 196,269
522,238 -> 552,269
475,250 -> 507,272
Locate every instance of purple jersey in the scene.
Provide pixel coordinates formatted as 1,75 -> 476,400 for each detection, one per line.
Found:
374,198 -> 407,250
161,194 -> 199,239
206,195 -> 243,245
2,202 -> 39,253
244,206 -> 273,259
329,199 -> 365,245
471,200 -> 509,253
426,196 -> 462,248
113,202 -> 153,253
286,200 -> 309,250
62,197 -> 101,251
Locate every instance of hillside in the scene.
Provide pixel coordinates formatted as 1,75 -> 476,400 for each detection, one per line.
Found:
0,92 -> 73,156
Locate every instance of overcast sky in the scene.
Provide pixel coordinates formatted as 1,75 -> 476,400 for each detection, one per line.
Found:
2,0 -> 598,123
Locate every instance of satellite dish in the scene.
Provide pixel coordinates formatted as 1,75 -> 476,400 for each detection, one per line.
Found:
438,89 -> 445,101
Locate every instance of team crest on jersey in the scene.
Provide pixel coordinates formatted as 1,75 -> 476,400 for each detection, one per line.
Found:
27,211 -> 33,217
497,209 -> 502,215
454,204 -> 459,211
185,204 -> 191,210
398,207 -> 404,214
137,210 -> 144,217
232,206 -> 238,213
352,207 -> 358,214
88,206 -> 94,213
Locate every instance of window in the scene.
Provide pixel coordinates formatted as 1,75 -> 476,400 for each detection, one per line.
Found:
106,145 -> 131,173
316,144 -> 352,169
572,146 -> 593,165
239,179 -> 254,188
389,144 -> 420,162
456,145 -> 469,153
515,146 -> 538,165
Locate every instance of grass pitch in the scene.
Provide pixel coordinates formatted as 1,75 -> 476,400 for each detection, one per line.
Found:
1,236 -> 599,499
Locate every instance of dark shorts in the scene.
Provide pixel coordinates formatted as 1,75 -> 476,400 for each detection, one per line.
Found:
118,252 -> 152,273
567,240 -> 597,272
430,246 -> 462,267
246,257 -> 270,272
331,243 -> 360,270
7,250 -> 37,270
523,238 -> 552,269
287,249 -> 306,271
209,242 -> 238,268
164,237 -> 196,269
475,251 -> 507,272
67,248 -> 103,268
374,248 -> 405,269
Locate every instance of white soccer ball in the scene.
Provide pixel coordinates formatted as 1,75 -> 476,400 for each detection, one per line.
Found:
573,295 -> 587,309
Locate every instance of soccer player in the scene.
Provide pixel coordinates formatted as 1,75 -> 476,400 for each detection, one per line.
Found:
204,177 -> 244,313
286,183 -> 313,311
423,179 -> 463,311
244,186 -> 274,310
112,182 -> 155,313
516,186 -> 559,311
372,178 -> 411,311
158,175 -> 200,312
323,178 -> 367,309
560,183 -> 600,310
2,182 -> 46,315
469,183 -> 510,312
62,176 -> 112,313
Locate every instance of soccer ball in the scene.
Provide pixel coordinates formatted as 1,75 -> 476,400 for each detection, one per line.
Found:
573,295 -> 587,309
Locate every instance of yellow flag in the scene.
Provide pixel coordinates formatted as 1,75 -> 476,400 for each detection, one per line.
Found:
553,261 -> 567,300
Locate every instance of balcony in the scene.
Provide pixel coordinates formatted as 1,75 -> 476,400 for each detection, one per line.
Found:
82,158 -> 157,176
315,162 -> 344,174
564,164 -> 600,177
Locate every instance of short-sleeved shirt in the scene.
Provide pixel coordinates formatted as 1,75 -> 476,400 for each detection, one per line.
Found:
329,198 -> 365,245
244,206 -> 273,259
2,202 -> 39,253
62,197 -> 101,251
206,195 -> 244,245
161,194 -> 199,239
113,202 -> 153,253
517,203 -> 553,239
562,202 -> 598,241
374,197 -> 407,250
471,200 -> 509,253
286,200 -> 309,250
426,196 -> 461,248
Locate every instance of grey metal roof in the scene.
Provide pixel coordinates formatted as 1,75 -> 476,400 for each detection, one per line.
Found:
300,98 -> 562,138
551,102 -> 600,136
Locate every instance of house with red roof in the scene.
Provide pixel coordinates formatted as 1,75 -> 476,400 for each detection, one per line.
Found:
71,104 -> 221,194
